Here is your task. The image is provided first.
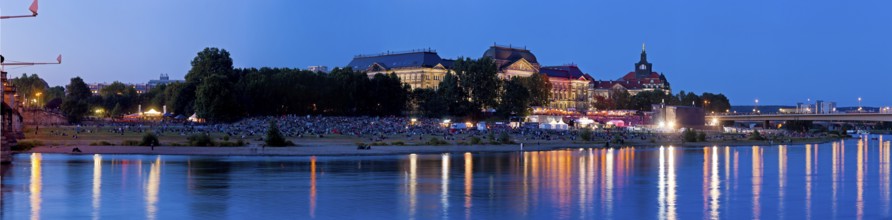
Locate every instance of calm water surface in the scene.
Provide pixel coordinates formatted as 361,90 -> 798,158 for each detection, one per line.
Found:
2,135 -> 891,219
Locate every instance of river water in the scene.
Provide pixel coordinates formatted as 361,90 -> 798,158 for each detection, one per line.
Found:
1,135 -> 890,219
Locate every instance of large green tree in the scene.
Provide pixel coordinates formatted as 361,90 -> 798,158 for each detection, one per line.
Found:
184,47 -> 234,117
10,73 -> 49,107
194,74 -> 241,123
185,47 -> 234,84
497,77 -> 532,117
437,72 -> 472,117
98,81 -> 138,115
411,88 -> 447,118
60,77 -> 92,123
609,88 -> 632,110
452,57 -> 499,118
520,72 -> 552,107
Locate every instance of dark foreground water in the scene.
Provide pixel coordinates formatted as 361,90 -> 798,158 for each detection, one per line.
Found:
1,135 -> 890,219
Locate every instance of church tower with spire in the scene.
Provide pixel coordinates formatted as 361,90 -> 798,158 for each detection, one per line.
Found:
634,43 -> 653,78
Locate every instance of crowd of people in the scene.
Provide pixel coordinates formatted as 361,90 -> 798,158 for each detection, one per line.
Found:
37,115 -> 836,146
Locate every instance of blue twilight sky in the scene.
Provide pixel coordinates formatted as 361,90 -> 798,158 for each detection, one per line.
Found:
1,0 -> 890,106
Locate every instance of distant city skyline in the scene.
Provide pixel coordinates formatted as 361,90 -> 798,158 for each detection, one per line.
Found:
1,0 -> 890,106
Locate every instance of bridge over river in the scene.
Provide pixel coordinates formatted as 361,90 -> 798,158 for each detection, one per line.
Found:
711,113 -> 892,123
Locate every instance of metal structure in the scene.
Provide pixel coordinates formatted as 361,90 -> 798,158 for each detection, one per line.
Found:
2,0 -> 60,164
711,113 -> 892,123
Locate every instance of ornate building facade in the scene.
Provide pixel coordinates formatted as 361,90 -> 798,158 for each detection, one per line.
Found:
593,44 -> 671,98
347,49 -> 452,90
344,44 -> 672,114
482,45 -> 541,79
539,65 -> 594,112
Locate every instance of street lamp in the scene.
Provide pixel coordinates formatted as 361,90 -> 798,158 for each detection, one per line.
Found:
754,99 -> 759,114
858,97 -> 862,112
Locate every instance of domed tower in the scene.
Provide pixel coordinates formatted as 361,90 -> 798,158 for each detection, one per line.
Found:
634,43 -> 653,79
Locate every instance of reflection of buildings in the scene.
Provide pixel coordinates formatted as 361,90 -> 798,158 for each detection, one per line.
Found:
347,49 -> 453,90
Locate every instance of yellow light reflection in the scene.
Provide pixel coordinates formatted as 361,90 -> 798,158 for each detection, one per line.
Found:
93,154 -> 103,220
408,153 -> 417,218
883,138 -> 891,215
752,146 -> 763,219
310,156 -> 317,218
778,145 -> 786,214
658,146 -> 677,220
606,148 -> 614,213
146,156 -> 161,220
30,153 -> 42,220
709,147 -> 720,220
805,144 -> 812,219
441,153 -> 450,217
464,152 -> 473,219
832,142 -> 841,214
857,138 -> 865,219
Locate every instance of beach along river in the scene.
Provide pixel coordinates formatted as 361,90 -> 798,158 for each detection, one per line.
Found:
1,135 -> 890,219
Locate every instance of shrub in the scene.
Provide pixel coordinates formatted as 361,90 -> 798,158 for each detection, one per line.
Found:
265,121 -> 288,147
498,132 -> 512,144
89,141 -> 114,146
697,132 -> 707,142
140,133 -> 160,146
121,140 -> 141,146
469,136 -> 482,145
218,140 -> 246,147
391,141 -> 406,146
426,138 -> 448,145
188,133 -> 215,146
12,140 -> 42,151
579,128 -> 593,142
749,130 -> 764,141
683,128 -> 698,142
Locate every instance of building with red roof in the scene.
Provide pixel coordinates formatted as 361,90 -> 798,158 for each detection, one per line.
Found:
539,64 -> 594,112
593,44 -> 671,98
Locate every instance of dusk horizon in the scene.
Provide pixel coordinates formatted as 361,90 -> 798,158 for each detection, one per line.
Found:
4,1 -> 892,219
2,0 -> 890,106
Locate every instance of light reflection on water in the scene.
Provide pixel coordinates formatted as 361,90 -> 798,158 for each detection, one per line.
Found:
2,135 -> 892,219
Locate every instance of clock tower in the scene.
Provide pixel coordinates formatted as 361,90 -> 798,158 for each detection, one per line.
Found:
634,43 -> 653,78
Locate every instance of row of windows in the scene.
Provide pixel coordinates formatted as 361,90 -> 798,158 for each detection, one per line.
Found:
399,74 -> 443,81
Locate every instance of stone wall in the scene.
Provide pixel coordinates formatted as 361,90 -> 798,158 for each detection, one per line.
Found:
21,109 -> 67,125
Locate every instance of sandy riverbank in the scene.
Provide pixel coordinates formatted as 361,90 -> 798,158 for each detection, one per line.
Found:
22,137 -> 847,157
25,143 -> 583,157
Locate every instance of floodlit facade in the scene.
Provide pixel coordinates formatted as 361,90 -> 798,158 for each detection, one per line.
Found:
539,65 -> 594,112
483,45 -> 541,79
347,49 -> 452,90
